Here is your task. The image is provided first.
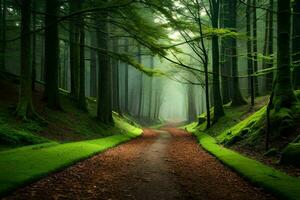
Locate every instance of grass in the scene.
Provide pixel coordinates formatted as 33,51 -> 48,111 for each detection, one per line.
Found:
0,115 -> 142,197
194,132 -> 300,200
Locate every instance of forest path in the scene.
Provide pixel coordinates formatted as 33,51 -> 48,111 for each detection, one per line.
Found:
4,128 -> 276,200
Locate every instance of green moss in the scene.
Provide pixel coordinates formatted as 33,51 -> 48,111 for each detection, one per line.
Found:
280,143 -> 300,167
0,124 -> 50,146
0,117 -> 142,197
194,132 -> 300,200
217,106 -> 266,145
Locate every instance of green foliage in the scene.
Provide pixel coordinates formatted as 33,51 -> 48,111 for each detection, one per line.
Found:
193,132 -> 300,200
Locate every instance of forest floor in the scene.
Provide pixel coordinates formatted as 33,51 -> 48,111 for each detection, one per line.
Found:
3,127 -> 276,200
0,79 -> 138,151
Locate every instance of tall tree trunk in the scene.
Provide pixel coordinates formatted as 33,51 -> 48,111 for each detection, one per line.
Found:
96,15 -> 113,124
44,0 -> 61,109
247,0 -> 254,106
16,0 -> 35,119
266,0 -> 274,92
292,0 -> 300,88
262,9 -> 269,93
124,39 -> 129,114
220,0 -> 232,104
31,0 -> 36,91
211,0 -> 225,122
272,0 -> 297,109
188,84 -> 197,122
137,44 -> 143,117
69,0 -> 80,100
90,31 -> 97,97
230,0 -> 247,106
78,14 -> 87,111
148,56 -> 154,119
112,38 -> 121,114
0,0 -> 6,71
252,0 -> 259,96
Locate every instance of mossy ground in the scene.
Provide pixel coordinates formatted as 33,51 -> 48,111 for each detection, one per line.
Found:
0,80 -> 141,151
185,94 -> 300,173
0,80 -> 143,197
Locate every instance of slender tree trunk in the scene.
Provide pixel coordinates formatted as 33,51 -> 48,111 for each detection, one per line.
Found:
211,0 -> 225,122
0,0 -> 6,71
220,0 -> 231,104
69,0 -> 80,100
292,0 -> 300,88
230,0 -> 247,106
31,0 -> 36,91
137,44 -> 143,117
78,15 -> 87,111
148,56 -> 154,119
112,38 -> 121,114
252,0 -> 259,96
124,39 -> 129,114
96,15 -> 113,124
247,0 -> 254,106
90,31 -> 97,98
16,0 -> 35,119
188,84 -> 197,122
44,0 -> 61,109
40,36 -> 45,82
262,9 -> 269,93
266,0 -> 274,92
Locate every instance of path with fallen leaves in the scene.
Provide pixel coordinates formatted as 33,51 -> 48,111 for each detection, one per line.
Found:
3,128 -> 277,200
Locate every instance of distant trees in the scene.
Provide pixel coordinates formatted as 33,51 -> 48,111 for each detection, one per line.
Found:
9,0 -> 300,129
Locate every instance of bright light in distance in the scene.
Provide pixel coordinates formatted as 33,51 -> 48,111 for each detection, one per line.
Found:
200,10 -> 207,17
169,31 -> 180,40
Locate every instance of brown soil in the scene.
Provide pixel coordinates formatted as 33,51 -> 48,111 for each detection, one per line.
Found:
3,128 -> 277,200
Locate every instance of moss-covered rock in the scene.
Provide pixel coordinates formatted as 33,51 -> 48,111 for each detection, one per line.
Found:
270,108 -> 295,137
280,143 -> 300,167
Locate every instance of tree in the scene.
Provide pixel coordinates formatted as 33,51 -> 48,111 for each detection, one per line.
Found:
78,9 -> 87,111
292,0 -> 300,88
246,0 -> 254,106
16,0 -> 35,119
229,0 -> 247,106
69,0 -> 80,100
96,13 -> 113,124
262,0 -> 274,93
124,39 -> 129,114
220,0 -> 232,104
44,0 -> 61,109
137,44 -> 143,117
90,31 -> 97,98
210,0 -> 225,122
0,0 -> 6,71
268,0 -> 298,138
252,0 -> 259,96
112,38 -> 121,114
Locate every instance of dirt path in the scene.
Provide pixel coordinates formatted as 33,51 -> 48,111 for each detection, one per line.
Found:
3,128 -> 276,200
